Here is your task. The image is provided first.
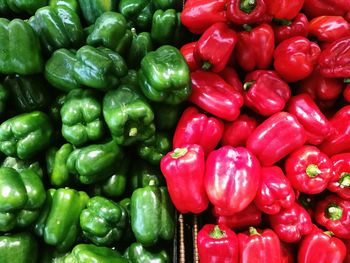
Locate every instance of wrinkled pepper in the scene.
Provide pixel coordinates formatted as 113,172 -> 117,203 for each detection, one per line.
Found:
118,0 -> 154,31
273,13 -> 309,44
78,0 -> 117,25
124,242 -> 170,263
127,30 -> 153,69
227,0 -> 267,25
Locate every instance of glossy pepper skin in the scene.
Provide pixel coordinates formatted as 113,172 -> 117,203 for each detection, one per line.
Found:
243,70 -> 291,116
78,0 -> 117,25
130,160 -> 165,191
328,153 -> 350,199
49,0 -> 79,13
254,166 -> 295,215
194,22 -> 237,72
0,0 -> 47,15
161,144 -> 209,214
197,224 -> 238,263
118,0 -> 154,31
227,0 -> 267,25
138,45 -> 191,105
303,0 -> 350,18
205,146 -> 261,215
247,112 -> 306,166
2,156 -> 43,179
127,30 -> 153,69
180,42 -> 199,71
265,0 -> 304,20
219,67 -> 244,95
309,16 -> 350,43
189,70 -> 244,121
273,13 -> 309,44
124,242 -> 170,263
269,202 -> 313,243
172,107 -> 224,155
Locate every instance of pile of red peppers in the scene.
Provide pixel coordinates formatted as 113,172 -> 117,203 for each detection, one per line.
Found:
160,0 -> 350,261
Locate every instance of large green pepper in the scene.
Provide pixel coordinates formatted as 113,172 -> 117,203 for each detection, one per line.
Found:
0,83 -> 8,115
0,111 -> 53,160
130,181 -> 175,246
0,232 -> 38,263
0,167 -> 46,232
103,85 -> 155,145
153,0 -> 183,10
127,29 -> 153,69
78,0 -> 117,25
138,45 -> 191,105
0,18 -> 43,75
80,196 -> 127,246
0,0 -> 46,15
118,0 -> 154,31
49,0 -> 79,13
2,156 -> 43,178
60,89 -> 104,146
129,160 -> 165,191
124,242 -> 170,263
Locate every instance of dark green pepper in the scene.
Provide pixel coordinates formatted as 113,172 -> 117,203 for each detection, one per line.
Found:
2,156 -> 43,179
49,0 -> 79,13
127,29 -> 153,69
118,0 -> 154,31
152,102 -> 183,131
129,160 -> 165,191
0,83 -> 8,115
124,242 -> 170,263
119,197 -> 134,243
120,69 -> 139,89
153,0 -> 183,10
0,0 -> 46,15
78,0 -> 117,25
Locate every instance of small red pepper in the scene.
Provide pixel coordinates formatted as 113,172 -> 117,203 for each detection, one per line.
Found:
269,202 -> 313,243
246,112 -> 307,166
303,0 -> 350,18
328,153 -> 350,200
205,146 -> 261,214
254,166 -> 295,215
238,227 -> 282,263
243,70 -> 291,116
309,16 -> 350,43
343,84 -> 350,103
180,42 -> 200,72
285,145 -> 333,194
160,144 -> 208,214
194,22 -> 237,72
218,67 -> 244,95
265,0 -> 304,20
273,36 -> 321,82
273,13 -> 309,44
227,0 -> 267,25
189,70 -> 244,121
197,224 -> 238,263
315,194 -> 350,239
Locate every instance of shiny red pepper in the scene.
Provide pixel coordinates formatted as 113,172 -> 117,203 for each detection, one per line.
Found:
269,202 -> 313,243
303,0 -> 350,18
218,67 -> 244,95
227,0 -> 267,25
238,227 -> 281,263
189,70 -> 244,121
180,0 -> 227,34
346,10 -> 350,23
309,16 -> 350,43
247,112 -> 307,166
265,0 -> 304,20
194,22 -> 237,72
328,153 -> 350,200
180,42 -> 200,72
273,36 -> 321,82
315,194 -> 350,239
160,144 -> 208,214
243,70 -> 291,116
343,84 -> 350,103
254,166 -> 295,215
197,224 -> 238,263
172,107 -> 224,155
273,13 -> 309,44
205,146 -> 261,214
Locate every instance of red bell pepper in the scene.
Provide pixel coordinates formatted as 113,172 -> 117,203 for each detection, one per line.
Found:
285,145 -> 333,194
286,94 -> 331,145
243,70 -> 291,116
328,153 -> 350,200
246,112 -> 307,166
318,36 -> 350,78
205,146 -> 261,214
218,67 -> 244,95
269,202 -> 313,243
180,0 -> 227,34
319,106 -> 350,156
309,16 -> 350,43
180,42 -> 200,72
254,166 -> 295,215
343,84 -> 350,103
221,114 -> 258,147
238,227 -> 281,263
303,0 -> 350,18
197,224 -> 238,263
273,36 -> 321,82
315,194 -> 350,239
344,239 -> 350,263
346,10 -> 350,23
265,0 -> 304,20
194,22 -> 237,72
273,13 -> 309,44
280,242 -> 296,263
189,70 -> 244,121
235,24 -> 275,72
160,144 -> 208,214
227,0 -> 267,25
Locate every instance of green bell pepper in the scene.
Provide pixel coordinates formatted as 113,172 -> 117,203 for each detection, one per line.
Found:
0,167 -> 46,232
118,0 -> 154,31
127,29 -> 153,69
2,156 -> 43,178
120,69 -> 139,89
119,197 -> 134,243
130,160 -> 165,191
0,83 -> 8,115
49,0 -> 79,13
138,45 -> 191,105
153,0 -> 183,10
152,102 -> 183,131
78,0 -> 117,25
0,232 -> 38,263
131,181 -> 175,246
124,242 -> 170,263
0,18 -> 43,75
0,0 -> 46,15
0,111 -> 53,160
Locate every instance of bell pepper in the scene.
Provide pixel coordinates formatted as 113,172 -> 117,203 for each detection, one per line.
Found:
303,0 -> 350,18
118,0 -> 154,31
172,106 -> 224,155
120,69 -> 139,89
328,153 -> 350,200
318,36 -> 350,78
218,67 -> 244,95
139,45 -> 191,105
273,36 -> 321,82
309,16 -> 350,43
189,70 -> 244,121
265,0 -> 304,20
235,24 -> 274,72
127,30 -> 153,69
0,18 -> 43,75
221,114 -> 258,147
269,202 -> 313,243
197,224 -> 238,263
180,0 -> 227,34
152,102 -> 183,131
247,112 -> 307,166
243,70 -> 291,116
315,194 -> 350,239
344,84 -> 350,103
78,0 -> 117,25
180,42 -> 200,72
254,166 -> 295,215
2,156 -> 43,179
161,144 -> 208,214
0,232 -> 38,263
118,197 -> 134,243
227,0 -> 267,25
298,227 -> 346,263
103,85 -> 155,145
124,242 -> 170,263
0,0 -> 47,15
286,94 -> 331,145
205,146 -> 261,215
130,181 -> 175,246
273,13 -> 309,44
194,22 -> 237,72
49,0 -> 79,13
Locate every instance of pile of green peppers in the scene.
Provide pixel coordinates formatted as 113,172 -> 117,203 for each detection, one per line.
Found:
0,0 -> 190,262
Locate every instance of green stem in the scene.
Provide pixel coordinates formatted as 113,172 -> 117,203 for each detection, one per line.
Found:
209,225 -> 225,239
344,78 -> 350,83
240,0 -> 256,13
339,173 -> 350,188
202,61 -> 212,70
129,127 -> 138,137
306,164 -> 321,178
242,24 -> 252,32
249,227 -> 260,236
324,231 -> 334,237
243,81 -> 255,90
273,18 -> 292,26
148,179 -> 156,186
326,204 -> 343,221
171,147 -> 188,159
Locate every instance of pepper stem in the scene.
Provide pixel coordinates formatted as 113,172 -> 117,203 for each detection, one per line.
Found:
249,227 -> 260,236
339,173 -> 350,188
202,61 -> 212,70
326,204 -> 343,221
324,231 -> 334,237
272,18 -> 292,26
129,127 -> 138,137
148,179 -> 156,186
171,147 -> 188,159
209,225 -> 226,239
344,78 -> 350,83
240,0 -> 256,13
243,81 -> 255,90
306,164 -> 321,178
242,24 -> 252,32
